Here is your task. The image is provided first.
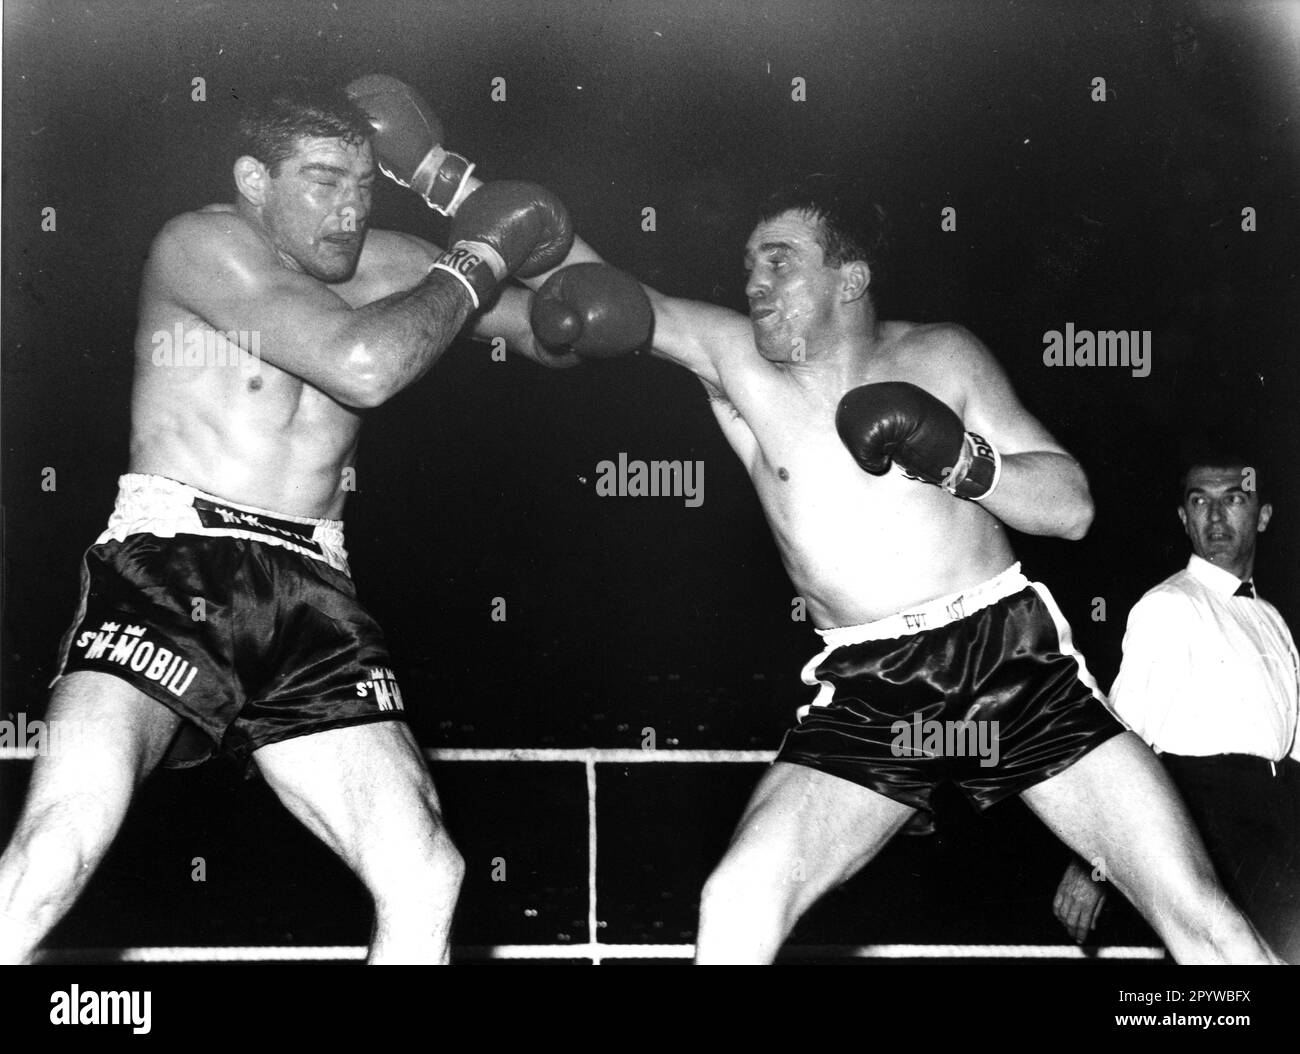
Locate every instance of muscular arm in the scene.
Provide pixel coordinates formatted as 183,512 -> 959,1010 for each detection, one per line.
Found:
466,232 -> 606,368
151,211 -> 475,409
644,289 -> 753,391
337,225 -> 584,370
945,326 -> 1094,540
477,231 -> 752,382
471,285 -> 578,368
551,234 -> 754,389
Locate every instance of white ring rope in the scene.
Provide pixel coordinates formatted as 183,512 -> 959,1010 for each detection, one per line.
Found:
6,746 -> 1165,964
34,942 -> 1165,963
0,747 -> 775,762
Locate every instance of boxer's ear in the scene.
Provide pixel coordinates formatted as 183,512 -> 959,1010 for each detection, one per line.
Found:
234,156 -> 270,206
841,260 -> 870,303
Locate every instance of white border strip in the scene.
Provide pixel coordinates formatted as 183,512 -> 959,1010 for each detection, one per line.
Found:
35,943 -> 1166,963
429,749 -> 776,763
0,747 -> 777,763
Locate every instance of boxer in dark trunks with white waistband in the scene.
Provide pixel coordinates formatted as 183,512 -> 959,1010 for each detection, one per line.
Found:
526,174 -> 1279,963
0,78 -> 586,964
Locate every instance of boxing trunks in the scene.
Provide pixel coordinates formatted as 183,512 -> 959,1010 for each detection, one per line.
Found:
52,474 -> 406,767
776,562 -> 1125,812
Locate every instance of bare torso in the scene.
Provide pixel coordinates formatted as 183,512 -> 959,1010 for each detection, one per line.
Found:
129,204 -> 435,518
132,205 -> 1016,617
707,320 -> 1016,627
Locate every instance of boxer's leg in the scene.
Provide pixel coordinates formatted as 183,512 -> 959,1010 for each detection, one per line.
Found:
1021,732 -> 1279,963
0,672 -> 182,964
695,761 -> 915,964
252,719 -> 463,964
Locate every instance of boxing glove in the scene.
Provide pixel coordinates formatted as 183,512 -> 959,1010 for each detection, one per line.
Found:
836,381 -> 1001,500
530,263 -> 653,358
431,181 -> 574,308
345,74 -> 476,216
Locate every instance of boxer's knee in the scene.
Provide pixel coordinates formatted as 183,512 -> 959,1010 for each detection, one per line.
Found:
364,806 -> 464,916
699,846 -> 805,932
695,849 -> 817,963
421,828 -> 466,905
0,801 -> 108,925
1134,853 -> 1271,961
1159,871 -> 1228,935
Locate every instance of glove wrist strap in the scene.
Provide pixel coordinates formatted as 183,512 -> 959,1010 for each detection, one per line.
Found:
430,240 -> 506,310
945,431 -> 1001,501
392,147 -> 474,216
443,168 -> 479,216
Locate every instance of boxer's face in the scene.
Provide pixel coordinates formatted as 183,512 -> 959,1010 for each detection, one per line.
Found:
744,210 -> 843,361
1178,464 -> 1272,577
260,136 -> 375,282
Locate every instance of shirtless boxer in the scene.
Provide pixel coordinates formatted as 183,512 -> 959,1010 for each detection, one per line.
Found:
0,79 -> 577,965
529,176 -> 1278,964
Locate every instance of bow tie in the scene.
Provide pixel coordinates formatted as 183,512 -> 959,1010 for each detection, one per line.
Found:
1234,580 -> 1255,599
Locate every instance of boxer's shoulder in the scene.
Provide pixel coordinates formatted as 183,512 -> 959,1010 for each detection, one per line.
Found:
887,320 -> 987,363
140,210 -> 243,312
156,205 -> 254,243
148,207 -> 272,283
337,228 -> 440,304
877,321 -> 1005,400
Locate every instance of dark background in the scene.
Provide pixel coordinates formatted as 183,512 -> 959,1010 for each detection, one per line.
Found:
2,0 -> 1297,957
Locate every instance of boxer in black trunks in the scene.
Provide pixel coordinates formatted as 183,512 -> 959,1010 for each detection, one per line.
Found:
529,175 -> 1279,963
0,79 -> 586,964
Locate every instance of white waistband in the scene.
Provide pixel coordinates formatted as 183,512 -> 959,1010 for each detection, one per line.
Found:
815,563 -> 1028,648
98,474 -> 350,575
796,563 -> 1030,719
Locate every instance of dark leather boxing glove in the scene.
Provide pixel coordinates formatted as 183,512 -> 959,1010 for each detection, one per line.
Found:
345,74 -> 476,216
530,263 -> 653,358
431,181 -> 574,308
835,381 -> 1001,500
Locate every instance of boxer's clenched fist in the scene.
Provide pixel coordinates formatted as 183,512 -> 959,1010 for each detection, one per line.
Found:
345,74 -> 475,216
431,181 -> 573,308
836,381 -> 1001,500
530,263 -> 653,358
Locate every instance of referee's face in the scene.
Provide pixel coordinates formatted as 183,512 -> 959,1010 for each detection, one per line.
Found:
1178,465 -> 1272,579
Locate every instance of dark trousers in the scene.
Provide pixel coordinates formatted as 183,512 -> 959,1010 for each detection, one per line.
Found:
1161,752 -> 1300,963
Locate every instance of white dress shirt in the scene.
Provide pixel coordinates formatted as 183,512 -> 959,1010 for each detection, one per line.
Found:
1109,555 -> 1300,762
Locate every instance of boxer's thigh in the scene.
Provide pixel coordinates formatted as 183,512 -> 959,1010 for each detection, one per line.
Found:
1020,732 -> 1219,909
11,671 -> 182,848
707,761 -> 915,912
251,718 -> 453,885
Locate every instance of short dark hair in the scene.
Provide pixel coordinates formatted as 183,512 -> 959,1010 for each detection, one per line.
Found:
1178,450 -> 1267,505
234,80 -> 374,176
757,174 -> 888,278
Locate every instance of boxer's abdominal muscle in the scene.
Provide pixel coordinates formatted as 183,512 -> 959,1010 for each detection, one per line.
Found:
129,323 -> 363,519
711,380 -> 1016,628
